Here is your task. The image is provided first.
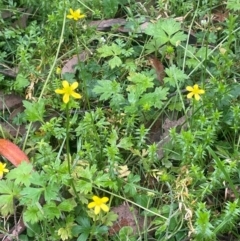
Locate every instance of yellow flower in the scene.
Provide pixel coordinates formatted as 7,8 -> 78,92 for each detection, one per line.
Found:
186,84 -> 205,101
55,81 -> 82,104
0,162 -> 9,179
67,8 -> 85,21
88,195 -> 109,215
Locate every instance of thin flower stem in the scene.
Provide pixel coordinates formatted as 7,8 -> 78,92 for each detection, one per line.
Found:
66,104 -> 71,173
77,0 -> 95,13
23,11 -> 67,150
66,103 -> 80,203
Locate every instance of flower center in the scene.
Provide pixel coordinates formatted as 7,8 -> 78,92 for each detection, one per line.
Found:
66,87 -> 73,95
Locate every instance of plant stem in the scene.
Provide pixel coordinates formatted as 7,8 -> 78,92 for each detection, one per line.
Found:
66,103 -> 80,203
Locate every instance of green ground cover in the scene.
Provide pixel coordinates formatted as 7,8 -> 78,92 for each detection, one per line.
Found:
0,0 -> 240,240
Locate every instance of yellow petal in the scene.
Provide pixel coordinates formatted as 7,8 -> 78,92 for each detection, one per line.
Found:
94,206 -> 100,215
92,196 -> 100,202
67,14 -> 73,19
88,202 -> 96,209
101,197 -> 109,203
198,89 -> 205,94
55,89 -> 65,94
79,14 -> 85,19
194,94 -> 200,101
63,94 -> 70,103
186,86 -> 193,91
187,93 -> 194,99
193,84 -> 199,89
100,204 -> 109,212
71,92 -> 81,99
71,82 -> 78,90
69,8 -> 74,14
62,81 -> 69,88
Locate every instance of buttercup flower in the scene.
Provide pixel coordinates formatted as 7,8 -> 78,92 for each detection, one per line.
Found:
186,84 -> 205,101
55,81 -> 82,104
0,162 -> 9,179
88,195 -> 109,215
67,8 -> 85,21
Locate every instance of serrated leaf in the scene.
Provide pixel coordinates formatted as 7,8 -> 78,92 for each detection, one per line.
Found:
227,0 -> 240,11
6,162 -> 33,186
127,72 -> 154,91
109,56 -> 122,69
145,19 -> 187,46
139,87 -> 169,109
101,211 -> 118,226
44,184 -> 59,202
145,22 -> 168,45
23,205 -> 44,224
93,80 -> 121,101
117,137 -> 133,149
23,99 -> 45,122
58,198 -> 76,212
0,180 -> 20,216
164,65 -> 188,87
0,194 -> 15,216
14,73 -> 30,92
97,43 -> 121,57
103,0 -> 119,18
42,202 -> 61,220
94,172 -> 111,187
20,187 -> 44,204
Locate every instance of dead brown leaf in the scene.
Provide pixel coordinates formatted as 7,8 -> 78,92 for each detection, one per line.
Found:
148,56 -> 165,83
109,203 -> 144,236
61,51 -> 90,75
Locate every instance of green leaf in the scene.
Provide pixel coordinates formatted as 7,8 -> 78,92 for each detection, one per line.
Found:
44,183 -> 59,202
14,73 -> 30,92
77,233 -> 89,241
0,179 -> 21,195
30,172 -> 46,186
127,72 -> 154,94
75,165 -> 98,194
124,174 -> 140,195
139,87 -> 169,109
93,80 -> 121,101
72,217 -> 91,240
227,0 -> 240,11
134,194 -> 152,208
0,180 -> 21,215
97,43 -> 122,57
145,19 -> 187,47
6,162 -> 33,187
103,0 -> 119,18
94,172 -> 111,187
23,99 -> 45,122
109,56 -> 122,69
101,211 -> 118,226
23,204 -> 44,224
20,187 -> 44,204
117,136 -> 133,149
42,202 -> 61,220
58,198 -> 76,212
0,194 -> 15,216
164,65 -> 188,87
145,22 -> 168,46
119,227 -> 135,240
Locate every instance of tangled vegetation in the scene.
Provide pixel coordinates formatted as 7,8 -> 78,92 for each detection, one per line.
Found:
0,0 -> 240,240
